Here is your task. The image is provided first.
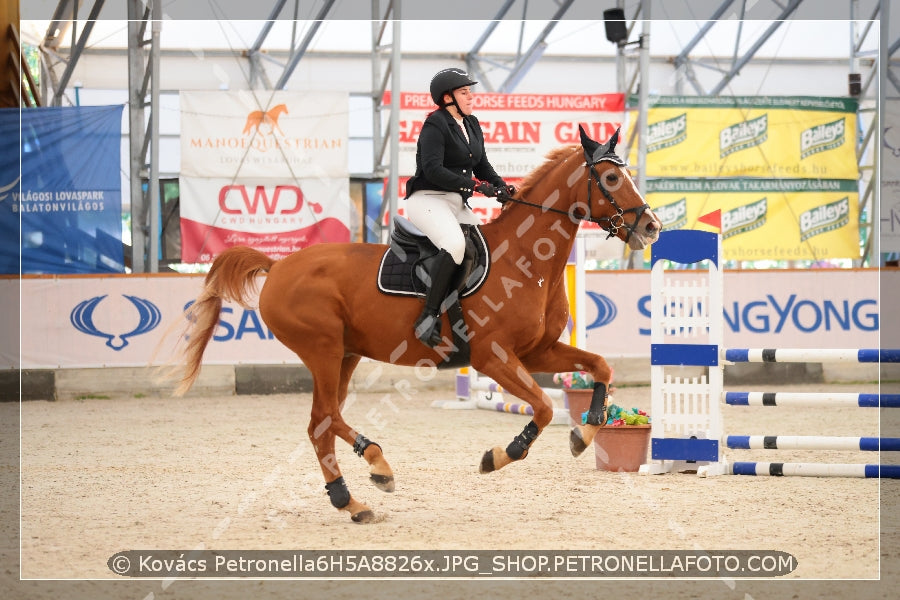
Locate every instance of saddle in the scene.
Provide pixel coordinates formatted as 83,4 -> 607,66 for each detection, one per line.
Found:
377,217 -> 491,368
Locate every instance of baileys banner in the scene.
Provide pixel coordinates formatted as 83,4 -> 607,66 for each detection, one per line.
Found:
633,96 -> 860,260
633,96 -> 858,179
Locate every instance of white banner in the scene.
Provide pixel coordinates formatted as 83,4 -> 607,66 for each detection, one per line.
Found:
179,177 -> 351,262
179,91 -> 351,262
4,270 -> 887,369
180,91 -> 349,179
881,98 -> 900,253
582,269 -> 880,357
393,92 -> 625,178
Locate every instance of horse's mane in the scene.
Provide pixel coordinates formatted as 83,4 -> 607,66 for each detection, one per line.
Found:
516,145 -> 579,198
492,145 -> 579,221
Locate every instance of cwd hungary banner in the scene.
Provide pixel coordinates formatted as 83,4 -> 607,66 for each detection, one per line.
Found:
179,91 -> 351,262
0,105 -> 125,274
393,92 -> 625,178
646,178 -> 860,261
633,96 -> 859,180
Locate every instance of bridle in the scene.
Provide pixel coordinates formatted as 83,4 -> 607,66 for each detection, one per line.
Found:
497,153 -> 652,244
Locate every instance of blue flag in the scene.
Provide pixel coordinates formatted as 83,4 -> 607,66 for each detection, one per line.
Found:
0,105 -> 125,274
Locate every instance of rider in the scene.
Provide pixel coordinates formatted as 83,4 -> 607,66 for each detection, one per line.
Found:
405,67 -> 515,348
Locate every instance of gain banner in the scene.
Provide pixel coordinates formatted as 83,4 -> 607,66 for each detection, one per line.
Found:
634,96 -> 858,180
646,178 -> 860,261
179,91 -> 351,262
394,92 -> 625,178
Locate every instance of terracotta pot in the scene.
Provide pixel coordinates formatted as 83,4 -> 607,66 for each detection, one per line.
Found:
593,424 -> 651,472
563,388 -> 594,428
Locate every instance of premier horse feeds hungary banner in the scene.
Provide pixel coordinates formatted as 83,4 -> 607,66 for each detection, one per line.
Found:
394,92 -> 625,179
634,96 -> 859,179
0,105 -> 125,274
390,92 -> 625,253
179,91 -> 351,262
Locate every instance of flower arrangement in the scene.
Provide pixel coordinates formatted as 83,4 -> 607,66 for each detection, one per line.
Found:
552,371 -> 594,389
603,403 -> 650,427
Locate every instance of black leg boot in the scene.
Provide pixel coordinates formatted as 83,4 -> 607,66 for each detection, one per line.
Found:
414,249 -> 459,348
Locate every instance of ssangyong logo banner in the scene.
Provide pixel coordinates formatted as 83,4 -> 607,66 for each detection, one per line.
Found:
179,91 -> 351,263
2,270 -> 886,369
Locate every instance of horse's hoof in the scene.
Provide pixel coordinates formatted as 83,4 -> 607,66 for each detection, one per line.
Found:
479,449 -> 495,473
370,473 -> 395,492
570,427 -> 588,457
351,510 -> 377,524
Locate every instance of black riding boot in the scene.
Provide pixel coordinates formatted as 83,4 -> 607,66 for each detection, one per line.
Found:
414,249 -> 459,348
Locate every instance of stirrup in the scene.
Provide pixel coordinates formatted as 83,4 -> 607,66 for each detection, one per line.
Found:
414,311 -> 443,347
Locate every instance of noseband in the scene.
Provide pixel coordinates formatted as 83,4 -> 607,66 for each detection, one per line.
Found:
498,155 -> 652,244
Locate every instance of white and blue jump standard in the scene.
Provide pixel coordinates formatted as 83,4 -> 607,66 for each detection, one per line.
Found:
639,229 -> 728,476
638,229 -> 900,479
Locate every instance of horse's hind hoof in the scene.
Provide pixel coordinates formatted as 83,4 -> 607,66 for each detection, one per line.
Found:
479,450 -> 495,474
370,473 -> 395,492
351,510 -> 377,524
570,427 -> 588,457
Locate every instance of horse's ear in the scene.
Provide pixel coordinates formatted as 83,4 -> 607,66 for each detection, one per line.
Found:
580,124 -> 600,163
607,127 -> 620,152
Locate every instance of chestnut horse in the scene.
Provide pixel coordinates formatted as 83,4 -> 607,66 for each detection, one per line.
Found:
175,127 -> 661,522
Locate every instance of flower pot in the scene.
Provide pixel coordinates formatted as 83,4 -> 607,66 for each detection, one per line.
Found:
564,389 -> 593,428
593,424 -> 651,472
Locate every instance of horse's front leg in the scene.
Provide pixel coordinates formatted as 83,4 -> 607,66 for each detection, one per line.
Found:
475,350 -> 558,474
520,341 -> 614,458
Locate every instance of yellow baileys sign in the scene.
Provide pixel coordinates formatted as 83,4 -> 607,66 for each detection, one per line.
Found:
800,117 -> 845,159
648,113 -> 687,153
720,114 -> 768,158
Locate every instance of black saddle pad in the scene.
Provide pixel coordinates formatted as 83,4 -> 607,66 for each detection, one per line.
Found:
377,225 -> 490,298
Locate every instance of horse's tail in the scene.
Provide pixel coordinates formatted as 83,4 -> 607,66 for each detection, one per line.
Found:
175,247 -> 275,396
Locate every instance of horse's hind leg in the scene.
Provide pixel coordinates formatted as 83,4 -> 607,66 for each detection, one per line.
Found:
307,356 -> 374,523
337,355 -> 394,493
308,354 -> 395,523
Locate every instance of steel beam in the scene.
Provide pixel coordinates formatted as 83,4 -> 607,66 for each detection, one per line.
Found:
708,0 -> 803,96
247,0 -> 289,88
273,0 -> 336,90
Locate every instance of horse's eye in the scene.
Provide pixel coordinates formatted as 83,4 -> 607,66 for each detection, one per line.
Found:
605,173 -> 618,185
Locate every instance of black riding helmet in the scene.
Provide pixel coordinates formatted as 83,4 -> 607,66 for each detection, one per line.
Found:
430,68 -> 477,107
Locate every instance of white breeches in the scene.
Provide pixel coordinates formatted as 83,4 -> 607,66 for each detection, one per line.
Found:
405,190 -> 483,264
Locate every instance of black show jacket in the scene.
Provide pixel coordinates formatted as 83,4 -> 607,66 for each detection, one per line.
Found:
405,108 -> 505,201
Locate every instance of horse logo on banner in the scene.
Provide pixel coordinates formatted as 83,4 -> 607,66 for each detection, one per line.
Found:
242,103 -> 289,136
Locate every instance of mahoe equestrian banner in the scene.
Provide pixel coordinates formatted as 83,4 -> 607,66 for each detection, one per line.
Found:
633,96 -> 858,180
646,178 -> 860,261
393,92 -> 625,178
179,91 -> 352,262
180,91 -> 348,178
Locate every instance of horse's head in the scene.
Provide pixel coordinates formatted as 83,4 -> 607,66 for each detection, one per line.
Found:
575,126 -> 661,249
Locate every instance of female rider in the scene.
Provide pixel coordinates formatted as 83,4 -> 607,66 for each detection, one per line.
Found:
405,67 -> 514,348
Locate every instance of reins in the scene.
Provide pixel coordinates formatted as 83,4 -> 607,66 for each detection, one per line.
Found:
495,157 -> 651,243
